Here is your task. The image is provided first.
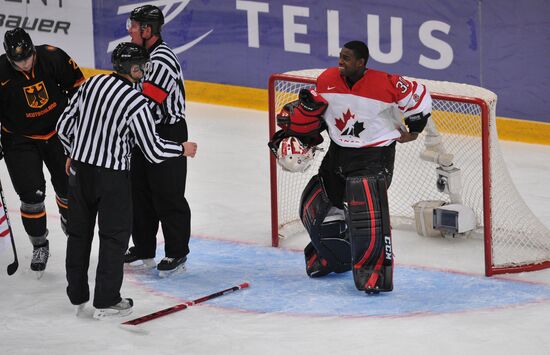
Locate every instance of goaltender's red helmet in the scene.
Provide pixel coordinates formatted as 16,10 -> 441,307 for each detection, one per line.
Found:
277,136 -> 315,173
3,27 -> 35,62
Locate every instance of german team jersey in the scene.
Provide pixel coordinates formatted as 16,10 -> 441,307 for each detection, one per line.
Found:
0,45 -> 85,138
316,67 -> 432,148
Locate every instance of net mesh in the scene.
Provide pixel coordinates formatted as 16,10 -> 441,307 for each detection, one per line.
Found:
270,69 -> 550,272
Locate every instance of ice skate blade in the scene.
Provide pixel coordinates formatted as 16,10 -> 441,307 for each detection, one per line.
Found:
158,264 -> 186,278
127,258 -> 156,270
93,308 -> 133,320
34,270 -> 44,280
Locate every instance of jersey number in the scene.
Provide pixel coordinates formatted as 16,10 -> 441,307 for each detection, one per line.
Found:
396,77 -> 410,94
68,58 -> 78,70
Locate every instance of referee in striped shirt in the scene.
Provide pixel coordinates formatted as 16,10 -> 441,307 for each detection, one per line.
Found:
56,42 -> 197,318
124,5 -> 193,275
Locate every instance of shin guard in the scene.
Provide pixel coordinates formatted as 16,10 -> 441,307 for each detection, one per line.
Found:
345,175 -> 393,293
56,194 -> 69,236
20,201 -> 47,238
300,176 -> 351,276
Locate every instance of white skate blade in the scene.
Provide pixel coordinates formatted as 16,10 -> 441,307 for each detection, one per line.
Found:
127,258 -> 156,270
35,270 -> 45,280
93,307 -> 133,320
158,264 -> 186,278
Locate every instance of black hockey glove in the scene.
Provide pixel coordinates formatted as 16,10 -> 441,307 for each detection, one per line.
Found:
404,112 -> 430,133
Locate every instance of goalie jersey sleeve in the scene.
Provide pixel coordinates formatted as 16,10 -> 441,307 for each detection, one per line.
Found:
316,67 -> 432,148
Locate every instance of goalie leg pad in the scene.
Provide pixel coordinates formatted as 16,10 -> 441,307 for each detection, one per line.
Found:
345,175 -> 393,293
300,175 -> 351,276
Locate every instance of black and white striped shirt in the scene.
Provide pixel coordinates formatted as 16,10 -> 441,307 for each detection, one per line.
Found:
140,40 -> 186,125
56,74 -> 183,171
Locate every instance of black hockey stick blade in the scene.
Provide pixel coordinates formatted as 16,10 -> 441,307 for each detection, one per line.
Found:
0,182 -> 18,276
7,255 -> 18,275
121,282 -> 250,326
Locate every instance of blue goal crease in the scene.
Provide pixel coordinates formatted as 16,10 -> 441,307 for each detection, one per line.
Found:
128,237 -> 550,317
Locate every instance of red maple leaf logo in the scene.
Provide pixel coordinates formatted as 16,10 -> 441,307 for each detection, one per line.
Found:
335,109 -> 355,131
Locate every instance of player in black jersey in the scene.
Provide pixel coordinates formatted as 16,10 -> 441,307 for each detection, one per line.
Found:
0,28 -> 85,278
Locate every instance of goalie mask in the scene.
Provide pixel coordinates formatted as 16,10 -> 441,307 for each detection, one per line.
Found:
277,136 -> 315,173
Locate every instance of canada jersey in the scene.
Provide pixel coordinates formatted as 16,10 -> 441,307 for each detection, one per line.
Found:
316,67 -> 431,148
0,45 -> 84,137
139,40 -> 186,125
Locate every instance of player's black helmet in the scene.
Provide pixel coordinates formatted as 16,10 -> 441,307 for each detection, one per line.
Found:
129,5 -> 164,35
3,27 -> 35,62
111,42 -> 150,74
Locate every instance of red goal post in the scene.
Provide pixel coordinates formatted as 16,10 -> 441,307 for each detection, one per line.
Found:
268,69 -> 550,276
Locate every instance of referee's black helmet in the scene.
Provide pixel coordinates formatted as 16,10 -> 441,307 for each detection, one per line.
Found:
129,5 -> 164,35
3,27 -> 35,62
111,42 -> 150,74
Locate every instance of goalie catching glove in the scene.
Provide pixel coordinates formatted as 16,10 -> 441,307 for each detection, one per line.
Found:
276,88 -> 328,140
276,136 -> 315,173
268,88 -> 327,172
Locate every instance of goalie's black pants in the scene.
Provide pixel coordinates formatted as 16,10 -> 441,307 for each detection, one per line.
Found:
319,141 -> 396,206
65,161 -> 132,309
1,132 -> 68,240
130,119 -> 190,260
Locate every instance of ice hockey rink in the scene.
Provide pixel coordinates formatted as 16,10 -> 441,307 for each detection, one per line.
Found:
1,101 -> 549,355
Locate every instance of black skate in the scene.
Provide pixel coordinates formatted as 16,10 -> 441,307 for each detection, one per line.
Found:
124,246 -> 139,263
93,298 -> 133,320
157,256 -> 186,278
31,240 -> 49,279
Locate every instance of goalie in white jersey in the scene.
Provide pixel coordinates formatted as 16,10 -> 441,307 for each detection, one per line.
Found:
272,41 -> 432,293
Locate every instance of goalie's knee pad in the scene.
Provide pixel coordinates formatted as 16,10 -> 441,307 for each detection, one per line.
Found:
345,175 -> 393,293
300,175 -> 351,276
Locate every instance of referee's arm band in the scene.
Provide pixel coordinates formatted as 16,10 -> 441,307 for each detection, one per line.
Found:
142,82 -> 169,104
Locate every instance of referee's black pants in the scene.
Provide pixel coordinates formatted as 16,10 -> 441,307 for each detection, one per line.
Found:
65,161 -> 132,309
130,119 -> 190,259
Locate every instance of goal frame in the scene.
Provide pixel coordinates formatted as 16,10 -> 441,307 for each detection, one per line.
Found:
268,72 -> 550,276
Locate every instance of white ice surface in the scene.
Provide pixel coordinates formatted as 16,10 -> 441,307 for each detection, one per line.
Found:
0,102 -> 549,355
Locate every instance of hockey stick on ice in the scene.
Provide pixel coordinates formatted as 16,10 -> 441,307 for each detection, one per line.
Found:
0,179 -> 18,275
122,282 -> 250,326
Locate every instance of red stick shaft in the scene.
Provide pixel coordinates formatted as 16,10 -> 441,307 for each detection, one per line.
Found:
122,282 -> 250,326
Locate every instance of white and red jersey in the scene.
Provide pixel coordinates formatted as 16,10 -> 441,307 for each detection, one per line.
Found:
316,67 -> 432,148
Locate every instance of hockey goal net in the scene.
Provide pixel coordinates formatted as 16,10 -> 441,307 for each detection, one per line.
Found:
268,69 -> 550,276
